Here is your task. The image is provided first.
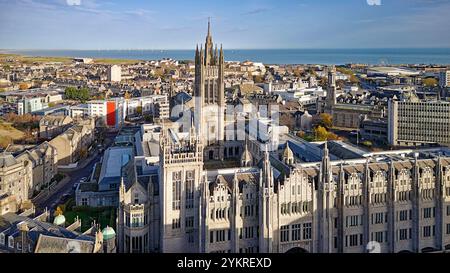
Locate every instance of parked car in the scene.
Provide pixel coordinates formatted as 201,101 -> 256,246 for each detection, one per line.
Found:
60,193 -> 72,204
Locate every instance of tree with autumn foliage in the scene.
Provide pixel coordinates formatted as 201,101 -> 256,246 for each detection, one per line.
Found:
314,126 -> 329,141
19,83 -> 29,90
317,113 -> 333,129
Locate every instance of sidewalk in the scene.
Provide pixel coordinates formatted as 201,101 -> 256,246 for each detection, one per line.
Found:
31,175 -> 71,204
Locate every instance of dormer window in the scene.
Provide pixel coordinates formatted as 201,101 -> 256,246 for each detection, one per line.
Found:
0,233 -> 5,245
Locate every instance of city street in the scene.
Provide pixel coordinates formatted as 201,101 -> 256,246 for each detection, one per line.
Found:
31,132 -> 117,213
31,152 -> 102,212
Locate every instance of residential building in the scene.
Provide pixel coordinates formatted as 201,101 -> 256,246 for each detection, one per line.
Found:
48,118 -> 95,166
87,99 -> 125,129
0,154 -> 31,215
16,142 -> 58,197
17,97 -> 47,115
107,65 -> 122,82
39,115 -> 73,139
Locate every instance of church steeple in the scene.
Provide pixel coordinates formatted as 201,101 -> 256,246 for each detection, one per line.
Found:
207,17 -> 211,37
205,18 -> 214,66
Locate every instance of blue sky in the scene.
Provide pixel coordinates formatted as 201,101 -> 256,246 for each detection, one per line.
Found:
0,0 -> 450,49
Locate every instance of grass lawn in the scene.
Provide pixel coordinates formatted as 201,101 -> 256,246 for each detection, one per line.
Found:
64,205 -> 116,232
0,121 -> 25,140
1,53 -> 139,65
1,54 -> 72,64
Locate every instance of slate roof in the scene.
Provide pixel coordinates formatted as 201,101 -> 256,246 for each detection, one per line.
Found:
34,235 -> 94,253
0,212 -> 96,253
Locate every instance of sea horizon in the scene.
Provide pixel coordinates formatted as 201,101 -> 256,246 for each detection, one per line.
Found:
2,48 -> 450,65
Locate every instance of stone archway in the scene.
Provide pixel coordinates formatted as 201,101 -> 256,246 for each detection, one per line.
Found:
286,247 -> 309,253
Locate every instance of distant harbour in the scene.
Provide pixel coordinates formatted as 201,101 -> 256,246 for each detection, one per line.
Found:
2,48 -> 450,65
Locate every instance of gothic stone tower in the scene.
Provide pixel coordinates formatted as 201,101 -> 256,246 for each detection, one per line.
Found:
159,125 -> 204,253
194,19 -> 226,160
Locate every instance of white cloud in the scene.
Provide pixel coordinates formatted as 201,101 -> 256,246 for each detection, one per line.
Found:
66,0 -> 81,6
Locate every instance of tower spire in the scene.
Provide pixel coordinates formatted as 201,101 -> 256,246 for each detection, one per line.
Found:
207,17 -> 211,37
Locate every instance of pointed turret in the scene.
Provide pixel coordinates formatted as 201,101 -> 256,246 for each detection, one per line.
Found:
282,142 -> 294,165
262,144 -> 273,189
323,141 -> 329,162
240,140 -> 253,167
233,171 -> 239,196
321,141 -> 331,184
119,176 -> 125,203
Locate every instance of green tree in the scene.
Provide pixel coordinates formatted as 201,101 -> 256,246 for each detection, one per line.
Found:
64,87 -> 90,102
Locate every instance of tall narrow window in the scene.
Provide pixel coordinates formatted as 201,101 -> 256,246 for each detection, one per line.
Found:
172,171 -> 182,210
185,171 -> 195,209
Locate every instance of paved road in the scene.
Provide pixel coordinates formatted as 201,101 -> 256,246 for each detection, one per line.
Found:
32,152 -> 103,212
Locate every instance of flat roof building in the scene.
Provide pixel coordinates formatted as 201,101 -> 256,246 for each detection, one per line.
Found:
388,99 -> 450,147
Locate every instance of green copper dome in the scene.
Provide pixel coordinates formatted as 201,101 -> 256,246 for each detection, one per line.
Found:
102,226 -> 116,240
53,214 -> 66,226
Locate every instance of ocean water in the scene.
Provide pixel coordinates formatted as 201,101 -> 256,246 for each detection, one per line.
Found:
3,48 -> 450,65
